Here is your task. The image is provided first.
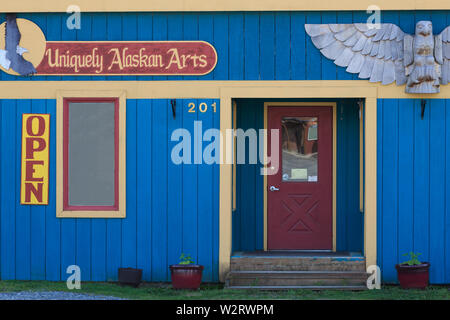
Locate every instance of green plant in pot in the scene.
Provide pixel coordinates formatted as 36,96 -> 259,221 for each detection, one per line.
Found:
169,253 -> 204,290
395,252 -> 430,289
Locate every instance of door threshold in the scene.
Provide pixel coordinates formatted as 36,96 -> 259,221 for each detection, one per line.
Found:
268,250 -> 333,253
232,251 -> 364,258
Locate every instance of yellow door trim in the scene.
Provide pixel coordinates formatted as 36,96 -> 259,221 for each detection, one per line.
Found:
359,100 -> 365,213
364,97 -> 377,272
232,100 -> 237,211
262,102 -> 337,252
219,90 -> 233,282
219,86 -> 376,282
1,0 -> 449,12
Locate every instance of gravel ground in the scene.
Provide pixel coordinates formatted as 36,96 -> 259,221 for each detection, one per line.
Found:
0,291 -> 125,300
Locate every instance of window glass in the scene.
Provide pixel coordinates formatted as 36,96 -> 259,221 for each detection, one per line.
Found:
281,117 -> 318,182
67,102 -> 116,206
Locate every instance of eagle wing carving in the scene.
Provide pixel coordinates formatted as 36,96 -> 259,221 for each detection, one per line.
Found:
305,24 -> 408,85
437,26 -> 450,85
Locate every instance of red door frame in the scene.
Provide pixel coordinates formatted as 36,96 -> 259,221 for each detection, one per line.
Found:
266,105 -> 333,250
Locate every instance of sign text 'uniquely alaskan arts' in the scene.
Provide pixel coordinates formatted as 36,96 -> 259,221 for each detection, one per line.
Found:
36,42 -> 218,75
0,17 -> 218,76
21,114 -> 50,205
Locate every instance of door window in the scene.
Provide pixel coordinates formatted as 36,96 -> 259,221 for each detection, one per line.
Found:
281,117 -> 318,182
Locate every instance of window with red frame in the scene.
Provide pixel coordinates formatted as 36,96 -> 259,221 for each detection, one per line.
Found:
63,98 -> 119,211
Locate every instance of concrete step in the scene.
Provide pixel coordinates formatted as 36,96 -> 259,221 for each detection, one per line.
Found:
230,256 -> 366,272
227,271 -> 368,287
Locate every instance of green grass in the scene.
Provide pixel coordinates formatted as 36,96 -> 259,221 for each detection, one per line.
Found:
0,281 -> 448,300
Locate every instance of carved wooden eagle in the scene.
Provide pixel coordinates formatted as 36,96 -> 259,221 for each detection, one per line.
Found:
305,21 -> 450,93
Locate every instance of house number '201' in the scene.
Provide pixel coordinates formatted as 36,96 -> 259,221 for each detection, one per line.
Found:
188,102 -> 217,113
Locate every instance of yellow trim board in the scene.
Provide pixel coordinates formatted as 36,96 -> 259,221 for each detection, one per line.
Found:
359,100 -> 364,213
1,0 -> 449,12
232,100 -> 237,212
219,86 -> 377,281
364,97 -> 377,270
219,90 -> 233,282
262,102 -> 337,252
56,90 -> 126,218
2,81 -> 450,99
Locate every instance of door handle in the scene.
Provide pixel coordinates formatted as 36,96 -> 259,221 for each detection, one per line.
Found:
269,186 -> 279,192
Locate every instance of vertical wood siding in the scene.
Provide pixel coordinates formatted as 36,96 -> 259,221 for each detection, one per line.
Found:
233,100 -> 264,251
1,11 -> 450,283
336,100 -> 363,252
377,99 -> 450,284
0,99 -> 220,282
0,11 -> 449,81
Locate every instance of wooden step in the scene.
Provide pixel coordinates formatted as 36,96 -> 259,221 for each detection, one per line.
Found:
230,256 -> 366,272
227,271 -> 368,287
226,285 -> 367,291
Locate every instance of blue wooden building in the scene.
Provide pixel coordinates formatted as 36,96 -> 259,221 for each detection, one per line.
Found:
0,1 -> 449,287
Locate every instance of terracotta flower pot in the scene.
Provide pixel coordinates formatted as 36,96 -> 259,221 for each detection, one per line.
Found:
169,264 -> 204,290
118,267 -> 143,288
395,262 -> 430,289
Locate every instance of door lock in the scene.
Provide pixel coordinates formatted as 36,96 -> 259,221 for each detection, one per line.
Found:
269,186 -> 279,192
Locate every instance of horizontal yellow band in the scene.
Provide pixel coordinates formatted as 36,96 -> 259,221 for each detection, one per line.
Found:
0,0 -> 449,13
0,80 -> 450,99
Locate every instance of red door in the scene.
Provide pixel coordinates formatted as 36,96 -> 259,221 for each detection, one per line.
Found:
267,106 -> 333,250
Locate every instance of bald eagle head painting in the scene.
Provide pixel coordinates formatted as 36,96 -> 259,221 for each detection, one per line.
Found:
0,13 -> 36,76
305,21 -> 450,93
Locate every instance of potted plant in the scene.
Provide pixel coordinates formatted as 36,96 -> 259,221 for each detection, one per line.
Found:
169,253 -> 204,290
395,252 -> 430,289
118,267 -> 143,288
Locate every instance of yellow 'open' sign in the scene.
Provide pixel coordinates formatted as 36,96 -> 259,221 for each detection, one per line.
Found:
20,114 -> 50,205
